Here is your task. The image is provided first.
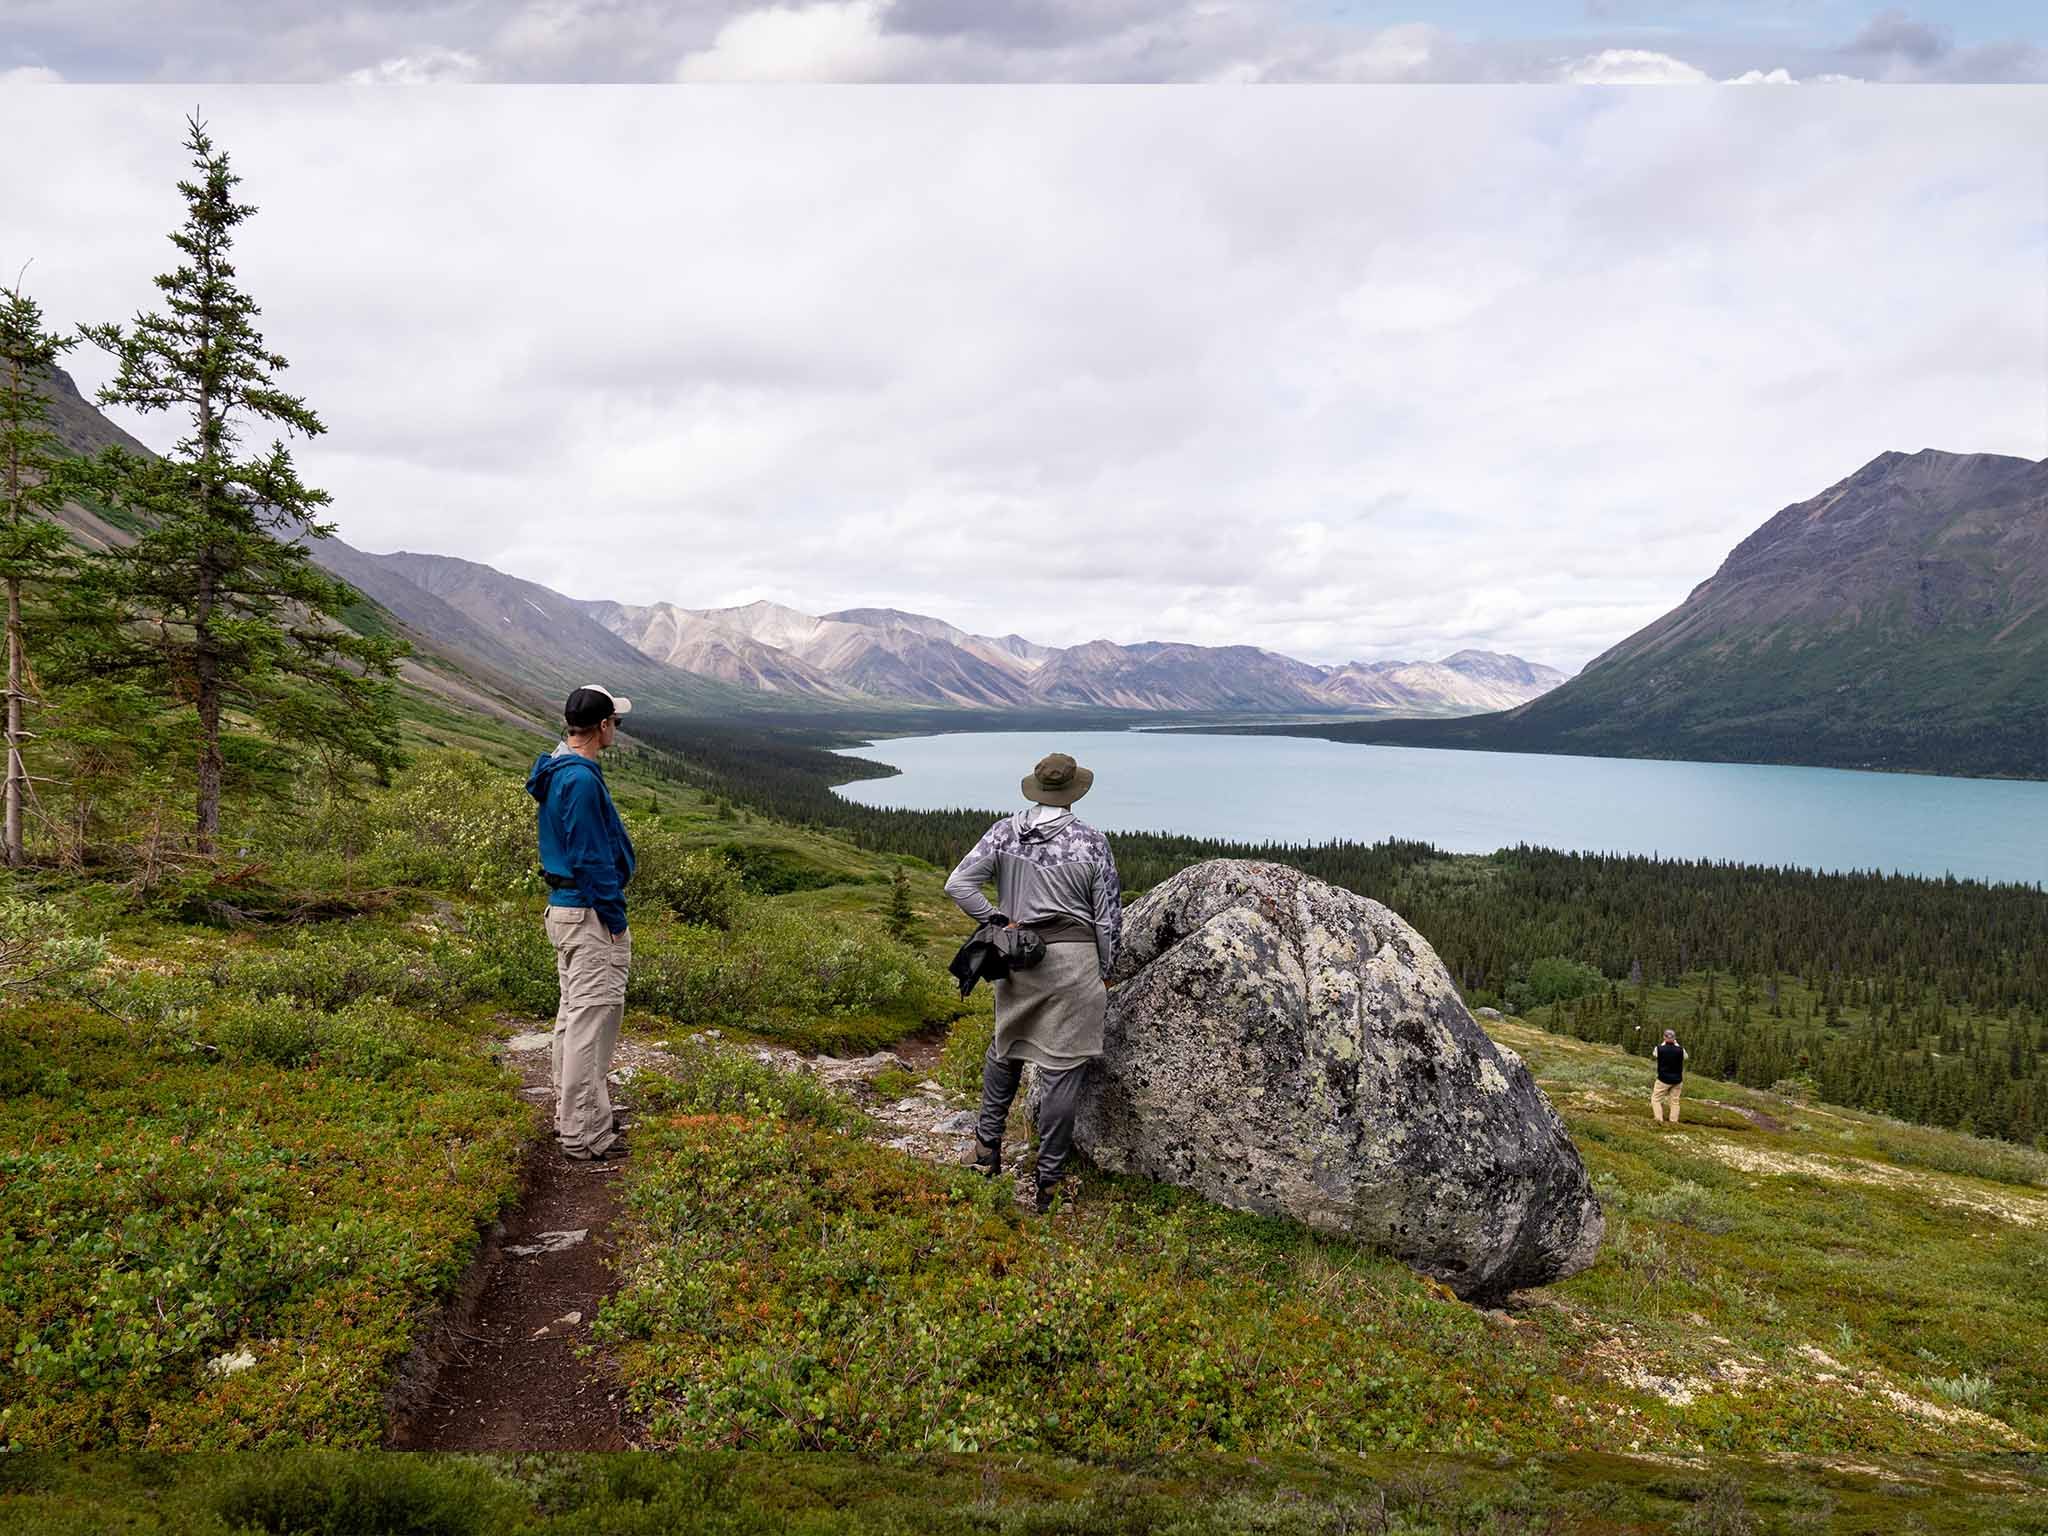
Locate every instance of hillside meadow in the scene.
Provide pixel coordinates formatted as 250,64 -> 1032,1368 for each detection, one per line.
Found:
3,712 -> 2046,1531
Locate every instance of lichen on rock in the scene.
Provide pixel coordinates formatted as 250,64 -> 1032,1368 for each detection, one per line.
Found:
1072,858 -> 1604,1300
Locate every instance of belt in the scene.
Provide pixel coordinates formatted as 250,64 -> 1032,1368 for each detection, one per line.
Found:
1023,915 -> 1096,945
542,870 -> 577,891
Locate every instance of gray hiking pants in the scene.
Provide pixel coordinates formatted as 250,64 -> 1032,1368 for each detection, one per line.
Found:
978,1042 -> 1091,1188
545,905 -> 628,1157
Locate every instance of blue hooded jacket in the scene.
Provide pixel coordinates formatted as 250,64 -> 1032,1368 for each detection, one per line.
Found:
527,746 -> 636,934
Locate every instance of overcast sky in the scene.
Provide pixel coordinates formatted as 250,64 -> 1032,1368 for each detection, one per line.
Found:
3,2 -> 2044,83
4,88 -> 2044,671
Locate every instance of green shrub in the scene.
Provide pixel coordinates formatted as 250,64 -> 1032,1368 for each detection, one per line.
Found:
715,841 -> 845,895
317,1001 -> 430,1082
627,823 -> 746,929
632,1045 -> 855,1130
1871,1130 -> 2048,1190
212,1454 -> 505,1535
1924,1371 -> 1996,1410
198,998 -> 430,1080
0,1031 -> 70,1100
0,897 -> 107,1001
939,1007 -> 994,1098
460,901 -> 561,1015
1632,1179 -> 1736,1235
628,906 -> 956,1045
297,751 -> 539,897
1508,956 -> 1605,1014
211,998 -> 324,1069
204,932 -> 477,1019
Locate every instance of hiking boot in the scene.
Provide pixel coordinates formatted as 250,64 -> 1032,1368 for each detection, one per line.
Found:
971,1137 -> 1002,1178
565,1134 -> 626,1163
1030,1175 -> 1067,1215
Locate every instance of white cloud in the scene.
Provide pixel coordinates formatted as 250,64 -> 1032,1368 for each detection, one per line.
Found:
1724,67 -> 1797,85
1559,48 -> 1711,84
9,0 -> 2045,82
4,89 -> 2043,672
343,46 -> 483,83
676,0 -> 928,82
1320,23 -> 1436,82
0,65 -> 65,84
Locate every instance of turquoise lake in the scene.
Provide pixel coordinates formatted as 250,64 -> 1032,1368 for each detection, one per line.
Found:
833,730 -> 2048,888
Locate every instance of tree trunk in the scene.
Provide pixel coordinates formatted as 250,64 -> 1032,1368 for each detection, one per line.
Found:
2,346 -> 19,869
4,573 -> 21,867
193,558 -> 221,856
193,288 -> 220,855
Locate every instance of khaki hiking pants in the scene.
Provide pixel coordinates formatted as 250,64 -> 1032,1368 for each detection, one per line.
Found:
1651,1079 -> 1683,1124
545,906 -> 629,1157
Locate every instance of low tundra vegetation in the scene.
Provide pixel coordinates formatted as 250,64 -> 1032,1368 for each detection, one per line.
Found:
0,747 -> 957,1450
7,1447 -> 2043,1535
0,996 -> 527,1450
599,1020 -> 2048,1462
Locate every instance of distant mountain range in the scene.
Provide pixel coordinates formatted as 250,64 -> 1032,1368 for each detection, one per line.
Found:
344,565 -> 1567,717
1269,449 -> 2048,779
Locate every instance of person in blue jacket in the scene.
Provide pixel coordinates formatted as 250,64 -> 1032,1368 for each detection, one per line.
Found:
527,684 -> 637,1160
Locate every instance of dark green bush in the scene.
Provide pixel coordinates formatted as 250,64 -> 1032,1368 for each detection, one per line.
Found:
627,824 -> 747,929
1508,956 -> 1606,1014
205,933 -> 476,1019
460,901 -> 561,1015
715,842 -> 845,895
212,1455 -> 502,1535
626,906 -> 956,1047
211,999 -> 323,1069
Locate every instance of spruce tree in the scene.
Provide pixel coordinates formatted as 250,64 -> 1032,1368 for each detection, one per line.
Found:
72,116 -> 403,854
885,860 -> 917,942
0,278 -> 79,867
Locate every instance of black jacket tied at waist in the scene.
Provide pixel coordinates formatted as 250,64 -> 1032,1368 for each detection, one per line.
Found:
947,919 -> 1048,997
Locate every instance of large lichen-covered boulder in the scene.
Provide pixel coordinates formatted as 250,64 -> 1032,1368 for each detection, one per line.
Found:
1077,859 -> 1603,1300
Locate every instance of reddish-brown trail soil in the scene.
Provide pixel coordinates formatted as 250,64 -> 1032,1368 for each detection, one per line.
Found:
384,1022 -> 976,1451
386,1039 -> 634,1451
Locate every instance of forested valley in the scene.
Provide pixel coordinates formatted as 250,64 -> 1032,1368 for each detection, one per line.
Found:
628,714 -> 2048,1146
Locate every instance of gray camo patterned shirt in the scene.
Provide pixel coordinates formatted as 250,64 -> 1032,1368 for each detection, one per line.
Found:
944,810 -> 1123,978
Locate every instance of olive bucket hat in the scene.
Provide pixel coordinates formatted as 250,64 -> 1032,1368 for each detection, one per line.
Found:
1022,751 -> 1094,807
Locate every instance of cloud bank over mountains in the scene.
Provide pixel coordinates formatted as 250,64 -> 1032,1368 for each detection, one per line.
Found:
3,1 -> 2042,84
3,89 -> 2043,675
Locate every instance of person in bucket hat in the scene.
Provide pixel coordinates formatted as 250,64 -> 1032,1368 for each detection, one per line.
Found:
944,751 -> 1121,1211
525,685 -> 636,1161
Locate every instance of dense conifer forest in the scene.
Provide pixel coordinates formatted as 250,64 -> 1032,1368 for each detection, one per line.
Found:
628,714 -> 2048,1146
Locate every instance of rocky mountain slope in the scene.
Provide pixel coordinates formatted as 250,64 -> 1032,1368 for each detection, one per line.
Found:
1281,449 -> 2048,777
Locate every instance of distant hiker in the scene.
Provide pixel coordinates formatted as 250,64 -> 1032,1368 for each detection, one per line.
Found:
945,752 -> 1122,1213
1652,1028 -> 1688,1125
527,685 -> 637,1162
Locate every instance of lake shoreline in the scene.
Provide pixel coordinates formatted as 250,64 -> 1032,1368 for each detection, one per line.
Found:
831,729 -> 2048,889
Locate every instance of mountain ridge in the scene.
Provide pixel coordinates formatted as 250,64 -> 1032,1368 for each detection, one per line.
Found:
1256,448 -> 2048,778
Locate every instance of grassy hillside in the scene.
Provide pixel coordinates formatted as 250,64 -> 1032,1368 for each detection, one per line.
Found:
7,750 -> 2048,1467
